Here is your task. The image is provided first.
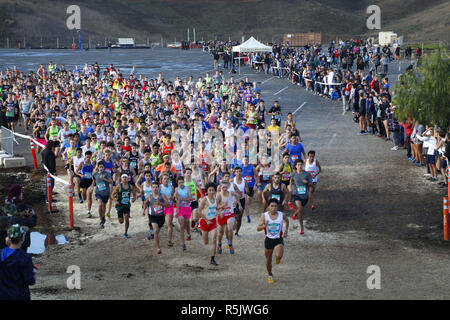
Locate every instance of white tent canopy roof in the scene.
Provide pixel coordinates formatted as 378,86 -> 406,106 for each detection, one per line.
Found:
232,36 -> 272,53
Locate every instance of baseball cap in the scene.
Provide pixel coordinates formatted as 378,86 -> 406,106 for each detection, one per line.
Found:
8,224 -> 28,239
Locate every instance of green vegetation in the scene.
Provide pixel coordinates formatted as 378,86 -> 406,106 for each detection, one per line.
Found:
393,50 -> 450,130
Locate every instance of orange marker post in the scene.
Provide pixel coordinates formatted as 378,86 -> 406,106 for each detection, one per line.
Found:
47,173 -> 53,213
68,178 -> 74,230
30,140 -> 38,170
444,197 -> 448,241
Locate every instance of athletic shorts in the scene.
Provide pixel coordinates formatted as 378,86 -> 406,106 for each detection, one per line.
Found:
178,206 -> 192,220
200,218 -> 217,232
440,159 -> 448,169
264,237 -> 284,250
149,214 -> 165,229
190,200 -> 198,211
427,154 -> 436,164
247,187 -> 255,198
293,196 -> 308,207
117,206 -> 130,219
95,193 -> 110,204
281,180 -> 290,187
80,178 -> 93,189
234,198 -> 245,214
164,204 -> 175,216
36,138 -> 47,147
217,213 -> 236,226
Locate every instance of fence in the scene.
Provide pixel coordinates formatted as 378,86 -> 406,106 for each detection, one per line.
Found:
4,129 -> 75,230
0,126 -> 17,156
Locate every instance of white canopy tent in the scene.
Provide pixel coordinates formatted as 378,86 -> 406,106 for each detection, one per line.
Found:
232,37 -> 272,74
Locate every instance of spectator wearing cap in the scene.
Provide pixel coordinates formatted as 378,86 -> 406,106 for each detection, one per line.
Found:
0,224 -> 36,300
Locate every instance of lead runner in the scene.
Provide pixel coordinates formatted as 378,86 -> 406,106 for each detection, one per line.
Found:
256,198 -> 289,284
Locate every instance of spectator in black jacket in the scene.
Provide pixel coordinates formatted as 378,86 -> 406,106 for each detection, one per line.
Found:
41,140 -> 56,204
0,216 -> 8,250
0,224 -> 36,300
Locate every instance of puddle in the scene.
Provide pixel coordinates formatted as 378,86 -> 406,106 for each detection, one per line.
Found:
27,232 -> 69,254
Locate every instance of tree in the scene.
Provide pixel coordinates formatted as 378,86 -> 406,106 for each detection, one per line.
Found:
393,50 -> 450,130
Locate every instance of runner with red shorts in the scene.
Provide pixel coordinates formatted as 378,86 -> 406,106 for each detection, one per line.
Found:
198,182 -> 219,266
216,180 -> 240,255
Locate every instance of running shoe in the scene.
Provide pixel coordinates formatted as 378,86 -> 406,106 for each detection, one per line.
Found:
391,146 -> 399,150
100,222 -> 104,229
218,245 -> 222,254
247,215 -> 251,223
229,246 -> 235,254
191,220 -> 196,228
157,248 -> 161,254
300,229 -> 305,235
275,258 -> 281,264
186,234 -> 191,241
182,244 -> 186,251
225,238 -> 230,249
268,276 -> 274,284
147,231 -> 154,240
106,212 -> 111,218
288,202 -> 294,211
311,205 -> 316,211
292,214 -> 297,220
210,259 -> 218,266
168,241 -> 173,247
124,234 -> 130,239
358,131 -> 365,135
87,212 -> 92,218
79,198 -> 84,204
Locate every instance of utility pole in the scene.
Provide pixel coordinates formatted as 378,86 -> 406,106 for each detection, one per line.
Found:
188,28 -> 190,42
193,28 -> 196,43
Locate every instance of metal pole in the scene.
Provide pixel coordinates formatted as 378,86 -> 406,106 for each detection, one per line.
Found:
188,28 -> 190,42
57,37 -> 59,49
40,37 -> 42,48
147,37 -> 149,47
7,37 -> 9,49
24,37 -> 26,49
194,28 -> 196,42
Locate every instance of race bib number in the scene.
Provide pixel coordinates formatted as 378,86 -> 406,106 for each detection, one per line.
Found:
263,174 -> 270,181
97,181 -> 106,192
291,155 -> 299,161
153,202 -> 163,215
267,222 -> 280,237
84,172 -> 92,179
121,192 -> 130,204
271,194 -> 281,201
207,206 -> 216,220
244,176 -> 252,182
297,185 -> 306,195
282,173 -> 290,180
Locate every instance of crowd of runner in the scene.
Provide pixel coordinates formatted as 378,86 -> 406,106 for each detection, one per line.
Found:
0,58 -> 325,285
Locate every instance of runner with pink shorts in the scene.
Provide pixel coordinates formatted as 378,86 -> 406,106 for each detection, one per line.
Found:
160,174 -> 175,247
175,176 -> 192,251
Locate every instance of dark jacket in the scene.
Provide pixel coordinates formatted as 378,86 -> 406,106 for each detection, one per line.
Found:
0,231 -> 6,250
41,147 -> 56,174
0,248 -> 35,300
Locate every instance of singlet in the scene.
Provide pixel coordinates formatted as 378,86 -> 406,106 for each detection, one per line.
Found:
128,127 -> 137,143
177,186 -> 191,207
202,196 -> 217,221
233,177 -> 245,199
264,211 -> 283,239
281,163 -> 292,182
185,178 -> 197,201
269,183 -> 283,204
259,165 -> 271,184
37,127 -> 47,140
103,159 -> 114,174
49,126 -> 59,141
21,98 -> 31,114
81,161 -> 94,180
305,158 -> 318,183
242,164 -> 255,187
142,183 -> 153,200
117,184 -> 131,207
149,193 -> 164,216
172,160 -> 183,176
161,184 -> 173,205
129,152 -> 139,171
219,193 -> 234,217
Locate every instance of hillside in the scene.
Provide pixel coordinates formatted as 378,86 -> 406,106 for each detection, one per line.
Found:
0,0 -> 448,48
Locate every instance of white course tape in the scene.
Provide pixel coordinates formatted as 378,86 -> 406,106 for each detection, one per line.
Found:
13,132 -> 46,148
43,165 -> 70,186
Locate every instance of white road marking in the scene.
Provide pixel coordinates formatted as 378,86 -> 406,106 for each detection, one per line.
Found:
274,86 -> 289,96
328,133 -> 337,146
293,102 -> 307,115
262,76 -> 275,84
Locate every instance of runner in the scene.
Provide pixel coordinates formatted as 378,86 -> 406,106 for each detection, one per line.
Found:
290,159 -> 313,235
216,179 -> 241,255
242,155 -> 257,223
232,166 -> 248,236
175,176 -> 193,251
146,181 -> 167,254
262,172 -> 288,213
112,174 -> 136,239
92,161 -> 113,228
304,150 -> 322,211
198,182 -> 219,266
160,173 -> 176,247
256,198 -> 289,284
75,150 -> 94,218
